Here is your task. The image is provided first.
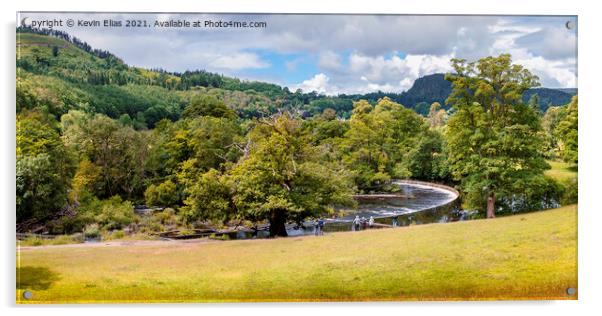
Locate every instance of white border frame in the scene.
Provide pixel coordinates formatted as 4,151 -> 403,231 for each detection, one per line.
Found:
2,1 -> 599,315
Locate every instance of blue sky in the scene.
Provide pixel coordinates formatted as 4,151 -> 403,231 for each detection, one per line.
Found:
19,13 -> 578,95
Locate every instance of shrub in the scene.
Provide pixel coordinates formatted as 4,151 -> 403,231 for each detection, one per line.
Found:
94,196 -> 137,230
560,176 -> 578,205
101,229 -> 126,241
19,236 -> 44,246
209,233 -> 230,241
152,208 -> 179,226
18,234 -> 83,246
145,180 -> 179,207
84,223 -> 100,239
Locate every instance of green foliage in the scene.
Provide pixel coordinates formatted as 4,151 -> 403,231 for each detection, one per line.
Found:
93,196 -> 137,231
555,96 -> 578,164
147,115 -> 242,184
180,169 -> 232,223
445,54 -> 549,215
15,31 -> 579,236
542,106 -> 566,158
19,234 -> 83,247
102,229 -> 126,241
69,159 -> 103,204
84,223 -> 100,239
16,110 -> 76,221
182,94 -> 237,119
228,113 -> 356,236
427,102 -> 447,128
340,97 -> 436,189
560,176 -> 578,205
144,180 -> 179,207
61,111 -> 150,199
304,98 -> 353,117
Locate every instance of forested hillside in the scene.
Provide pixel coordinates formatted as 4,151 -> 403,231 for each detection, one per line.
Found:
16,28 -> 578,238
17,27 -> 575,123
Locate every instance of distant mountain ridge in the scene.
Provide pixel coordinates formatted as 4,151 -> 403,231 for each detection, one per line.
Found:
17,28 -> 576,123
393,73 -> 575,112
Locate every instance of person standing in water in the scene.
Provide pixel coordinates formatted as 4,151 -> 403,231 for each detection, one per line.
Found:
368,216 -> 374,228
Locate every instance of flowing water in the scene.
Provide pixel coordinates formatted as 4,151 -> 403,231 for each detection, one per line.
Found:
279,181 -> 465,237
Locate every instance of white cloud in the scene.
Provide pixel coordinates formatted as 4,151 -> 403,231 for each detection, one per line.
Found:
399,78 -> 413,91
210,52 -> 269,70
515,56 -> 577,88
304,53 -> 453,94
295,73 -> 332,95
488,19 -> 577,88
19,13 -> 578,91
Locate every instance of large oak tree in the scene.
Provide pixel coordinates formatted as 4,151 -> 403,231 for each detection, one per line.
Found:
228,113 -> 356,236
445,54 -> 549,218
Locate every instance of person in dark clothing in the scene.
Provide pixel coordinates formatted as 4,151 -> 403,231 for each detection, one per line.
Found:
318,218 -> 325,235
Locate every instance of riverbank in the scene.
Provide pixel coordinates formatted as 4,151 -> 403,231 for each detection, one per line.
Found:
17,204 -> 577,302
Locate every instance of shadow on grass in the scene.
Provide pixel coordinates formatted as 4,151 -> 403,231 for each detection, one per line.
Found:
17,266 -> 60,290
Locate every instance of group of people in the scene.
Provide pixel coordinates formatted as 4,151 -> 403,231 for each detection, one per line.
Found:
352,215 -> 375,231
313,214 -> 400,235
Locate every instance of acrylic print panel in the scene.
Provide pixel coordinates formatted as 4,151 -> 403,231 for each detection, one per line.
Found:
15,12 -> 578,303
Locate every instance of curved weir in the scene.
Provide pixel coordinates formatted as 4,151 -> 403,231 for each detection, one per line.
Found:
286,180 -> 461,236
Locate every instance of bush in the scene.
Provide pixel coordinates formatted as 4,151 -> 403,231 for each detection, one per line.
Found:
19,236 -> 43,246
18,234 -> 82,246
209,233 -> 230,241
84,223 -> 100,239
560,176 -> 578,205
94,196 -> 137,230
101,229 -> 126,241
153,208 -> 179,226
145,180 -> 179,207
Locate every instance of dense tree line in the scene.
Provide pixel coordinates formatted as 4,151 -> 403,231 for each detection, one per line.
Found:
16,37 -> 578,237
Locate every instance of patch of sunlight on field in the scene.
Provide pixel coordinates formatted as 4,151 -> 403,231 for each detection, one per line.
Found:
16,205 -> 577,303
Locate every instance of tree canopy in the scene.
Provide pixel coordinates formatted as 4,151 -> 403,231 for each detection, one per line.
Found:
445,54 -> 550,217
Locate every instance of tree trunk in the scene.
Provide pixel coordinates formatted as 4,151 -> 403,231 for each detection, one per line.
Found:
269,209 -> 288,237
486,193 -> 496,218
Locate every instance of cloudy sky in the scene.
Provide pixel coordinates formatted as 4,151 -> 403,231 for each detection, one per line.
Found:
19,13 -> 578,95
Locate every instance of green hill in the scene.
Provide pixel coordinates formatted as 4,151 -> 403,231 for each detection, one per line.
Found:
17,28 -> 577,124
17,30 -> 285,126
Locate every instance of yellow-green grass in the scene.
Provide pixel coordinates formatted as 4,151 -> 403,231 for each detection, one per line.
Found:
18,235 -> 83,247
546,160 -> 578,182
17,205 -> 577,303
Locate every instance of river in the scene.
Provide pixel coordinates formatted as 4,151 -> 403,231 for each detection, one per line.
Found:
282,180 -> 464,237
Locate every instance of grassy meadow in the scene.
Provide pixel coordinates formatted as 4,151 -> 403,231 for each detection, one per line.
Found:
17,204 -> 577,303
546,160 -> 578,182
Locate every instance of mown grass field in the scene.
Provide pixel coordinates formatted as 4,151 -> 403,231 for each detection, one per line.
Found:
546,160 -> 578,182
16,205 -> 577,303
